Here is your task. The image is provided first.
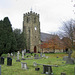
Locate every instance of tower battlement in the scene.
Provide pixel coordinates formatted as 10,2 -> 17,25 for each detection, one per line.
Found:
24,11 -> 39,17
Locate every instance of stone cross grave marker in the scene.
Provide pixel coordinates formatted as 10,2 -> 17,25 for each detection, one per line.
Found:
16,51 -> 20,62
21,50 -> 25,60
66,49 -> 74,64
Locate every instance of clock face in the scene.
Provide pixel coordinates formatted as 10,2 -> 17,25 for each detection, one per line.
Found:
34,27 -> 37,30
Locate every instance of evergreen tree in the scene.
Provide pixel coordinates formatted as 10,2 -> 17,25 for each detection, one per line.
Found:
0,20 -> 4,55
13,29 -> 26,50
0,17 -> 17,55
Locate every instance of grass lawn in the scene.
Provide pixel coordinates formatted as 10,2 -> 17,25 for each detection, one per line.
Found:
1,53 -> 75,75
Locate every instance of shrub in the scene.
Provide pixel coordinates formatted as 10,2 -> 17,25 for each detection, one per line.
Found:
1,54 -> 7,58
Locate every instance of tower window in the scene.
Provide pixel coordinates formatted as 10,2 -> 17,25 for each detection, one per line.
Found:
34,27 -> 37,30
27,17 -> 30,23
34,17 -> 36,23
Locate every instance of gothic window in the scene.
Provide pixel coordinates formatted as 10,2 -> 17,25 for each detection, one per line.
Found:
27,17 -> 30,23
34,17 -> 36,23
34,26 -> 37,30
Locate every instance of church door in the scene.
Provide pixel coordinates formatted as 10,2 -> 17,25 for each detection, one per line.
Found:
34,46 -> 37,53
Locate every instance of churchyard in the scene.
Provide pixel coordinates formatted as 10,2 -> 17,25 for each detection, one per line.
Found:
0,52 -> 75,75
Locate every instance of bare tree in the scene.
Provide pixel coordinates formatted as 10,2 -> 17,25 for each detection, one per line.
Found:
59,19 -> 75,50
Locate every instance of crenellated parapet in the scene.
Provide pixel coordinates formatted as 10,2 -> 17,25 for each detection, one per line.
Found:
23,11 -> 39,17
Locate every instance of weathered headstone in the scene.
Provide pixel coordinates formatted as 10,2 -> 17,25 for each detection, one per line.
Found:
31,52 -> 33,55
24,49 -> 26,55
56,56 -> 59,58
21,62 -> 27,69
63,56 -> 68,61
46,56 -> 48,59
16,51 -> 20,62
7,57 -> 12,66
34,55 -> 39,59
43,65 -> 53,75
68,49 -> 73,58
31,56 -> 33,58
42,54 -> 45,58
7,53 -> 10,57
33,62 -> 37,66
0,57 -> 4,64
10,53 -> 13,56
21,50 -> 25,60
66,58 -> 74,64
66,49 -> 74,64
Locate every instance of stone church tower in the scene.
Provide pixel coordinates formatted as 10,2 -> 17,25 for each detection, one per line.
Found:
23,11 -> 41,53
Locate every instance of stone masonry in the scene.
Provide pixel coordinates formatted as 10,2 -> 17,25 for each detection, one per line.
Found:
23,11 -> 41,53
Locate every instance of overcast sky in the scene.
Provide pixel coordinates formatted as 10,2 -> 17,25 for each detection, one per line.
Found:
0,0 -> 75,33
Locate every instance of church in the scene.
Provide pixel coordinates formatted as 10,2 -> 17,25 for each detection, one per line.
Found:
23,11 -> 64,53
23,11 -> 41,53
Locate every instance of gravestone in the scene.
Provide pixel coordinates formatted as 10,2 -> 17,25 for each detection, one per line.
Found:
42,54 -> 45,58
43,65 -> 53,75
56,56 -> 59,58
7,53 -> 10,57
46,56 -> 48,59
35,68 -> 40,71
63,56 -> 68,61
21,50 -> 25,60
31,56 -> 33,58
68,49 -> 72,58
66,49 -> 74,64
0,57 -> 4,64
33,62 -> 37,66
34,54 -> 36,57
10,53 -> 13,56
16,51 -> 20,62
31,52 -> 33,56
21,62 -> 27,69
7,57 -> 12,66
24,49 -> 26,55
34,55 -> 39,59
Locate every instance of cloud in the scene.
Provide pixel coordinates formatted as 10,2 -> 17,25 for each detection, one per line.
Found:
0,0 -> 75,33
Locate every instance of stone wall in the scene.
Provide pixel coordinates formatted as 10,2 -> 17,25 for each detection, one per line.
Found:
23,11 -> 41,52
